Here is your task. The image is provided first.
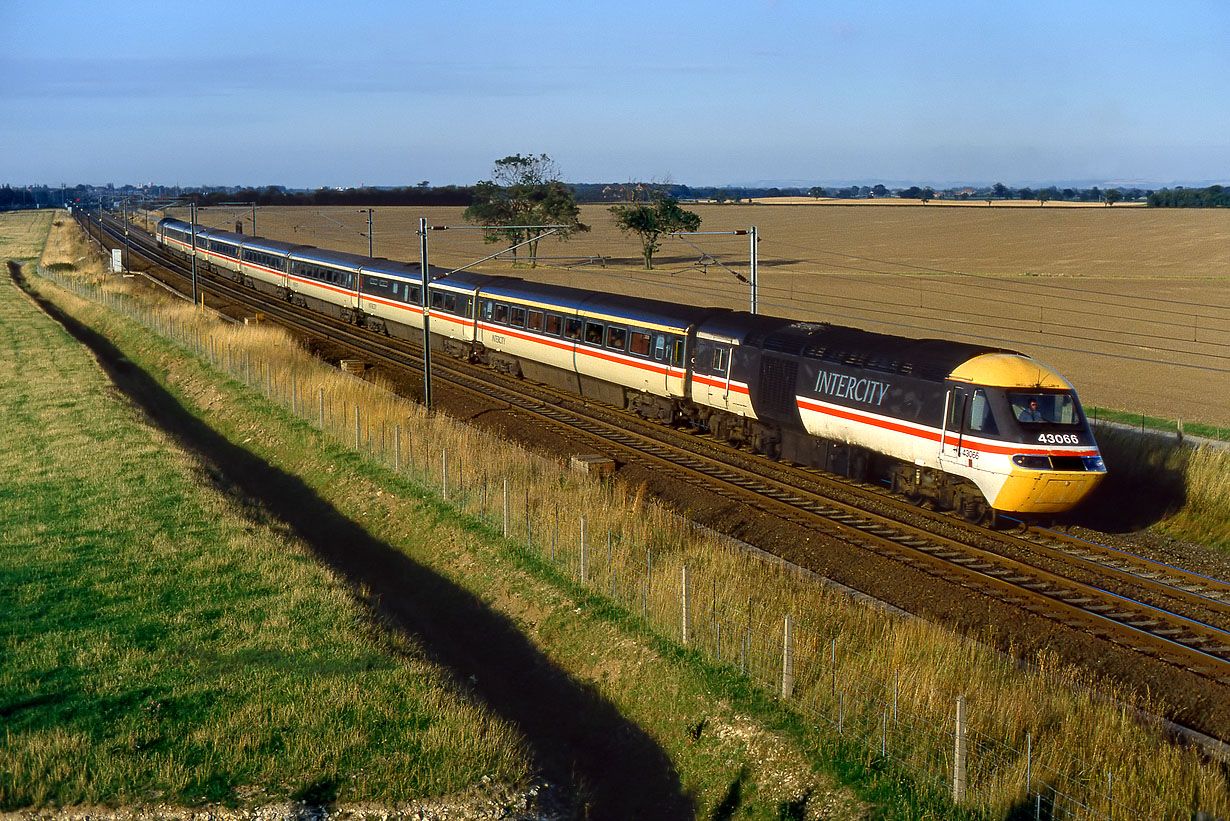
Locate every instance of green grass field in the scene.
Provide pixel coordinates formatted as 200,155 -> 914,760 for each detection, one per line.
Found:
0,266 -> 531,808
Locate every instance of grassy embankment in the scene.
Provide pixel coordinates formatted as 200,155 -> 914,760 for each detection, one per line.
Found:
1088,422 -> 1230,550
7,211 -> 1229,818
1,216 -> 531,809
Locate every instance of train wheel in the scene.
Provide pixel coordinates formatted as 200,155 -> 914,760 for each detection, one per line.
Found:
960,496 -> 989,524
893,473 -> 926,507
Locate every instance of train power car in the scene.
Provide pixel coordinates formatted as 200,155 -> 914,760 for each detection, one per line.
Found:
685,315 -> 1104,522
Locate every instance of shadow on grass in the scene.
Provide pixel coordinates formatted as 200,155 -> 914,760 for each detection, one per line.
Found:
13,263 -> 694,820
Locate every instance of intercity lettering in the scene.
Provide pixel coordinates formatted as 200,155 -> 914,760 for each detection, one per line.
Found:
813,370 -> 890,406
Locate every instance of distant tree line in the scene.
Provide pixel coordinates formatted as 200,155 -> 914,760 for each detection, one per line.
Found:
196,185 -> 476,208
0,184 -> 74,209
1147,186 -> 1229,207
14,178 -> 1227,213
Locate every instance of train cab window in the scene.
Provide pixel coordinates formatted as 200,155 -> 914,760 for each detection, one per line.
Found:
1009,392 -> 1078,425
584,321 -> 604,345
510,306 -> 527,328
947,391 -> 964,428
527,310 -> 544,332
564,317 -> 583,341
492,303 -> 509,324
545,313 -> 563,336
968,389 -> 998,434
629,331 -> 651,357
606,326 -> 627,351
653,335 -> 666,361
711,347 -> 729,374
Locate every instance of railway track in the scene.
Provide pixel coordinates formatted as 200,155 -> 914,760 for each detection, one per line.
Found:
80,209 -> 1230,688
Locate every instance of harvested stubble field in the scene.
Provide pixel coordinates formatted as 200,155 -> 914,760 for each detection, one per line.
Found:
167,203 -> 1230,428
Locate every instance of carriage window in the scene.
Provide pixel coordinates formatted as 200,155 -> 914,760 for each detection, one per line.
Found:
481,300 -> 493,320
629,331 -> 651,356
606,326 -> 627,351
711,347 -> 729,373
527,310 -> 544,331
654,335 -> 666,361
564,318 -> 583,340
510,306 -> 526,327
545,313 -> 563,336
584,321 -> 604,345
431,290 -> 444,309
408,285 -> 421,304
492,303 -> 509,324
458,296 -> 472,317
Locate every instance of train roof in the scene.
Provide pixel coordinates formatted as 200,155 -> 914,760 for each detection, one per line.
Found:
201,227 -> 246,246
158,217 -> 207,236
288,245 -> 376,271
431,270 -> 510,292
360,258 -> 422,278
696,312 -> 796,345
703,311 -> 1014,381
240,235 -> 308,255
475,277 -> 722,330
795,323 -> 1010,381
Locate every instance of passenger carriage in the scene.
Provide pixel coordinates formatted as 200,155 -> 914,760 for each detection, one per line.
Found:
238,235 -> 303,297
199,227 -> 245,277
355,259 -> 430,340
156,218 -> 209,259
468,278 -> 713,419
285,246 -> 365,320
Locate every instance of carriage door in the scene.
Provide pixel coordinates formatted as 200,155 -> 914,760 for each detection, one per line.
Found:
940,386 -> 969,461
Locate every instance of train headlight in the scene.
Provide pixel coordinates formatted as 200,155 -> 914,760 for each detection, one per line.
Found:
1011,455 -> 1052,470
1082,455 -> 1106,472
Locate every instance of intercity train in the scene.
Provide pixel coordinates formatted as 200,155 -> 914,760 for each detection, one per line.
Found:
157,217 -> 1105,523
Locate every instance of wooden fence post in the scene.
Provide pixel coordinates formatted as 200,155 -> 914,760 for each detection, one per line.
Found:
781,614 -> 794,699
681,565 -> 690,645
953,695 -> 968,804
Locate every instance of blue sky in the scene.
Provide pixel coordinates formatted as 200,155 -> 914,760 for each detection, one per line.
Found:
2,0 -> 1226,188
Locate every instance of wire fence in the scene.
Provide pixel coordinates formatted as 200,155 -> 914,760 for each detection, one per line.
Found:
37,266 -> 1227,820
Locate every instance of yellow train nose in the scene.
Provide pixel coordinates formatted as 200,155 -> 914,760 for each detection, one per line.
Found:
993,467 -> 1106,514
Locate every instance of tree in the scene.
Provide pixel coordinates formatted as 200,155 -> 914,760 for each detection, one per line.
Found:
463,153 -> 588,267
808,186 -> 827,199
1102,188 -> 1124,206
609,195 -> 701,269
